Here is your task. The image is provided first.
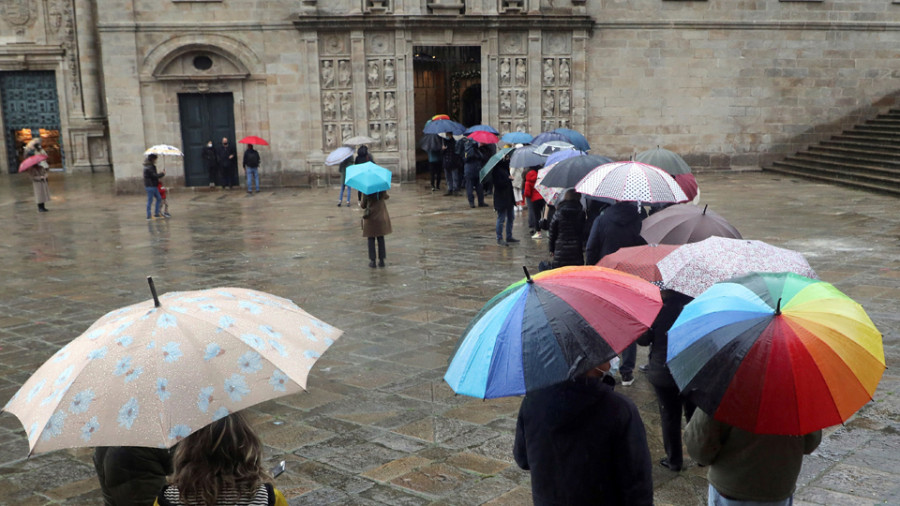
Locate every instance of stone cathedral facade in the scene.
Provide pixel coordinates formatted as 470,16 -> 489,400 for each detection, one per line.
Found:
1,0 -> 898,193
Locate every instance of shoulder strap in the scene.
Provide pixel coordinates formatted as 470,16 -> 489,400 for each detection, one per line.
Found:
265,483 -> 276,506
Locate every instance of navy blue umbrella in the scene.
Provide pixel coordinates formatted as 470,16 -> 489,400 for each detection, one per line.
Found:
424,119 -> 465,135
531,131 -> 569,146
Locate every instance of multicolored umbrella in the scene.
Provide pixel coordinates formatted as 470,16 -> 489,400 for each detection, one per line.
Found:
534,166 -> 566,205
634,146 -> 691,176
539,154 -> 613,189
464,124 -> 500,135
479,147 -> 515,182
444,266 -> 662,399
501,132 -> 533,145
2,282 -> 341,455
656,236 -> 817,297
432,114 -> 451,121
575,161 -> 688,204
641,204 -> 742,245
238,136 -> 269,146
18,154 -> 49,173
553,128 -> 591,152
325,146 -> 354,166
596,243 -> 681,285
344,161 -> 392,195
424,119 -> 465,135
467,130 -> 499,144
667,272 -> 884,435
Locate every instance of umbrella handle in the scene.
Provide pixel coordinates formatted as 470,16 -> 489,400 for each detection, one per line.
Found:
523,266 -> 533,283
147,276 -> 161,308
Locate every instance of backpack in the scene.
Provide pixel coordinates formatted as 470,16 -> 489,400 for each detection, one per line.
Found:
244,150 -> 260,167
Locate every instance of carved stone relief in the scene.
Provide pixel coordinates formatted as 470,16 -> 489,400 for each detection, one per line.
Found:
341,124 -> 354,143
338,60 -> 351,87
340,92 -> 353,121
499,90 -> 511,116
542,90 -> 555,117
366,59 -> 380,87
368,91 -> 380,119
559,58 -> 570,86
543,59 -> 555,86
543,32 -> 571,55
515,90 -> 527,117
365,57 -> 398,151
369,123 -> 381,146
514,58 -> 527,86
325,124 -> 337,148
383,91 -> 395,118
499,32 -> 527,55
0,0 -> 35,28
384,60 -> 395,86
321,34 -> 349,56
515,121 -> 528,132
320,50 -> 353,149
559,89 -> 570,116
500,121 -> 511,133
384,122 -> 397,149
323,92 -> 336,120
499,58 -> 511,86
366,32 -> 394,55
321,60 -> 334,88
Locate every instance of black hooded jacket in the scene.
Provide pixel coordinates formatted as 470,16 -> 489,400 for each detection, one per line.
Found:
549,199 -> 586,268
585,201 -> 647,265
514,376 -> 653,506
491,159 -> 515,211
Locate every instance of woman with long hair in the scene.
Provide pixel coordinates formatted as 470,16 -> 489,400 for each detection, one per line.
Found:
154,412 -> 287,506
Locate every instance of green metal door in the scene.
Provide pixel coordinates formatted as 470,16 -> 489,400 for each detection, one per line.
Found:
178,93 -> 235,186
0,71 -> 63,173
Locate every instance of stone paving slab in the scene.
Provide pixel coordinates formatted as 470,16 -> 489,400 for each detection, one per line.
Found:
0,171 -> 897,504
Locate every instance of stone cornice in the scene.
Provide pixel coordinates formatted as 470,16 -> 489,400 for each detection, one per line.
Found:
594,20 -> 900,31
0,44 -> 65,56
292,15 -> 596,34
97,21 -> 294,33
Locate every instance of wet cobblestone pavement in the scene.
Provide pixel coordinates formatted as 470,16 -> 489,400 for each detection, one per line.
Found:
0,171 -> 897,505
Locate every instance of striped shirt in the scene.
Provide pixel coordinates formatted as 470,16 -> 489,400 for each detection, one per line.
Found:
156,484 -> 277,506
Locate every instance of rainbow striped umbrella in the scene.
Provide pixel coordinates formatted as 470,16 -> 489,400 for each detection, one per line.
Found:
667,272 -> 885,435
444,266 -> 662,399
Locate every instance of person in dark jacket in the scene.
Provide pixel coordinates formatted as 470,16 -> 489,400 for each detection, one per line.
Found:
585,200 -> 647,385
242,144 -> 261,194
336,156 -> 354,207
491,152 -> 519,246
583,197 -> 610,246
461,138 -> 487,208
514,360 -> 653,506
354,145 -> 374,202
143,154 -> 165,220
201,140 -> 217,187
94,446 -> 173,506
215,137 -> 238,189
636,289 -> 696,472
548,189 -> 587,268
441,134 -> 462,196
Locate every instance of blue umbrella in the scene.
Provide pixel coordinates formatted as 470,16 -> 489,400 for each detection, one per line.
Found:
553,128 -> 591,152
344,161 -> 392,195
464,124 -> 500,135
531,131 -> 568,146
501,132 -> 534,144
424,119 -> 465,135
544,149 -> 585,168
510,145 -> 545,168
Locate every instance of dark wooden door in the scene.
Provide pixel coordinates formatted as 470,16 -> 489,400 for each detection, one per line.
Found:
178,93 -> 235,186
0,71 -> 64,173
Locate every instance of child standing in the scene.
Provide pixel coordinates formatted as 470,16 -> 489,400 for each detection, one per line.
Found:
157,181 -> 171,218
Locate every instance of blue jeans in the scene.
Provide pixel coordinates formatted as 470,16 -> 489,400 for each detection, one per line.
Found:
464,169 -> 484,205
245,167 -> 259,192
708,485 -> 792,506
620,342 -> 637,376
496,207 -> 514,240
338,184 -> 352,203
444,167 -> 459,191
145,186 -> 162,218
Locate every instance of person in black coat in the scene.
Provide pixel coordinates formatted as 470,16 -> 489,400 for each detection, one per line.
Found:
491,153 -> 519,246
201,140 -> 217,187
94,446 -> 173,506
461,138 -> 487,208
514,361 -> 653,506
636,290 -> 696,472
442,134 -> 462,196
214,137 -> 238,189
548,189 -> 587,268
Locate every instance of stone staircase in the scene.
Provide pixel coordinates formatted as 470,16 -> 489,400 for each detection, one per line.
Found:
764,108 -> 900,196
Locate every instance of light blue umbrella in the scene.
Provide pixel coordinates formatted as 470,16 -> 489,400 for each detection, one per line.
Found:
501,132 -> 533,144
345,161 -> 392,195
510,145 -> 545,168
464,124 -> 500,135
544,149 -> 585,168
553,128 -> 591,152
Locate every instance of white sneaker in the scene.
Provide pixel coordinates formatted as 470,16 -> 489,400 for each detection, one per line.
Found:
531,232 -> 542,239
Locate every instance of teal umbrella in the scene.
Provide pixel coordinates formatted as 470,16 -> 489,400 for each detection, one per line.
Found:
345,161 -> 392,195
635,146 -> 691,175
479,147 -> 515,182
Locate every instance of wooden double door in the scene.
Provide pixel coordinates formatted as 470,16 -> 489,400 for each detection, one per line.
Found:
178,93 -> 235,186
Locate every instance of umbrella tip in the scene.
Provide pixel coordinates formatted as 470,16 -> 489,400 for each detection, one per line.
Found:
523,266 -> 533,284
775,297 -> 782,315
147,276 -> 161,308
702,204 -> 708,215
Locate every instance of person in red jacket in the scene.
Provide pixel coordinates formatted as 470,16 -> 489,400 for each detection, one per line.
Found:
522,165 -> 545,239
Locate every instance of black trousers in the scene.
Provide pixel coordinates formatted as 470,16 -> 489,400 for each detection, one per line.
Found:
650,376 -> 696,468
367,236 -> 386,261
429,161 -> 442,188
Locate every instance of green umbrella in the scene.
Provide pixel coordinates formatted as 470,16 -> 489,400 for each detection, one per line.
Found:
634,146 -> 692,175
479,147 -> 515,182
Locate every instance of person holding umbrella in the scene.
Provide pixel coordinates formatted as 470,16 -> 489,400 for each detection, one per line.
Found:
442,133 -> 462,196
22,138 -> 51,212
361,190 -> 391,268
490,149 -> 518,246
461,137 -> 488,208
242,144 -> 261,194
143,154 -> 165,220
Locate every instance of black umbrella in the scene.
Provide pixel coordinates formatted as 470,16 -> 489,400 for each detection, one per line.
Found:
539,154 -> 614,188
419,134 -> 444,152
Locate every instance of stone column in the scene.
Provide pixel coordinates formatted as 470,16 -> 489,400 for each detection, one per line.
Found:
527,29 -> 542,133
394,29 -> 413,181
74,0 -> 102,120
571,29 -> 588,136
350,30 -> 367,138
484,30 -> 499,125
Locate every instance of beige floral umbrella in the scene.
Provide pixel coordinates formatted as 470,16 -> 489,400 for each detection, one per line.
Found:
2,280 -> 341,455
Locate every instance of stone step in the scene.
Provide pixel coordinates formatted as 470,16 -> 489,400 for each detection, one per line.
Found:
850,125 -> 900,137
814,143 -> 900,158
867,118 -> 900,127
767,161 -> 900,196
831,134 -> 899,147
803,148 -> 900,167
787,153 -> 900,175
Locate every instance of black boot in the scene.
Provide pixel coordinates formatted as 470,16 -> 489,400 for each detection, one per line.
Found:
37,203 -> 48,212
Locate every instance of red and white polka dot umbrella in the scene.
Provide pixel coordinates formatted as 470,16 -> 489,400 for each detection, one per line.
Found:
575,161 -> 689,204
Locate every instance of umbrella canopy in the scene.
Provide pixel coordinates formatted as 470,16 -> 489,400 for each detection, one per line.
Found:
501,132 -> 533,144
144,145 -> 183,157
553,128 -> 591,152
424,119 -> 465,135
510,145 -> 545,168
444,266 -> 662,399
18,154 -> 48,173
539,154 -> 613,189
674,173 -> 699,201
432,114 -> 451,120
534,141 -> 575,156
534,166 -> 566,205
343,135 -> 376,147
634,146 -> 691,175
344,161 -> 392,195
464,124 -> 500,135
479,147 -> 515,182
641,204 -> 742,245
324,146 -> 355,166
544,149 -> 585,168
596,243 -> 681,285
238,136 -> 269,146
575,161 -> 688,204
667,272 -> 884,435
531,131 -> 569,146
656,236 -> 817,297
468,130 -> 499,144
1,284 -> 341,455
419,134 -> 444,152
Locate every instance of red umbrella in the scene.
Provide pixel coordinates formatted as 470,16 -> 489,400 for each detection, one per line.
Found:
597,243 -> 681,285
18,154 -> 48,173
467,130 -> 499,144
238,136 -> 269,146
674,173 -> 698,201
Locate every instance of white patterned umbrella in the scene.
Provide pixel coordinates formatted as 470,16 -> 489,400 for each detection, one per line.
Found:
534,165 -> 566,206
2,282 -> 341,455
143,145 -> 184,157
575,161 -> 688,204
656,236 -> 818,297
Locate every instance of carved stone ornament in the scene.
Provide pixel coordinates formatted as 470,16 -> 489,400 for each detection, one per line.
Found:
369,123 -> 382,146
325,124 -> 338,149
499,90 -> 511,116
47,0 -> 66,33
321,60 -> 335,89
514,58 -> 527,86
559,58 -> 570,86
543,58 -> 555,86
322,34 -> 348,56
544,32 -> 570,55
383,60 -> 395,87
542,89 -> 555,117
515,121 -> 528,133
559,89 -> 570,115
366,60 -> 381,87
499,58 -> 511,86
338,60 -> 351,87
383,91 -> 396,118
322,92 -> 337,120
341,124 -> 354,142
499,32 -> 526,55
368,91 -> 381,119
500,121 -> 511,133
367,32 -> 394,55
384,123 -> 397,149
515,90 -> 527,117
0,0 -> 34,26
340,92 -> 353,120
